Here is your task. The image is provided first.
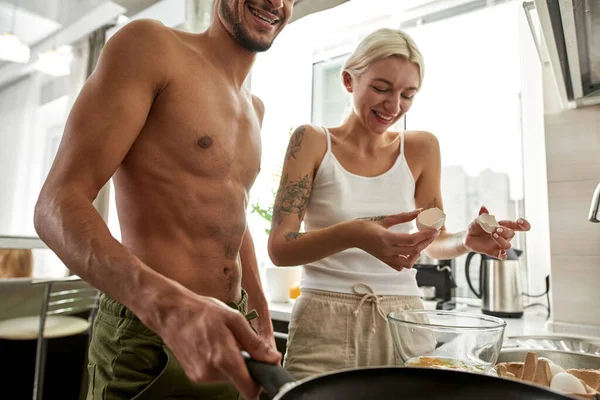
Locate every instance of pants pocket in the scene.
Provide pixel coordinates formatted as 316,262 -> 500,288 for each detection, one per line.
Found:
286,295 -> 313,345
284,296 -> 351,380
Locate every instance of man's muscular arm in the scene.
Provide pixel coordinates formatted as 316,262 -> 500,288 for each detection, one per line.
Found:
35,19 -> 176,333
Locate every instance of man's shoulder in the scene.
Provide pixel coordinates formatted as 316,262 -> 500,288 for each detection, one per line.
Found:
90,19 -> 182,92
113,18 -> 171,37
97,19 -> 183,84
106,19 -> 178,55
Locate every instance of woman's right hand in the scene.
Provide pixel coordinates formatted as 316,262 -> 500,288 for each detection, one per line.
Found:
353,209 -> 440,270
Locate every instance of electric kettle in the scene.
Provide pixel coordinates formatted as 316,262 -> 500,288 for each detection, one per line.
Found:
465,248 -> 524,318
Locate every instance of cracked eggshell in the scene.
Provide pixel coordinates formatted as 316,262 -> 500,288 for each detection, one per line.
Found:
551,372 -> 587,394
538,357 -> 555,365
537,357 -> 567,377
549,363 -> 566,377
416,207 -> 446,231
477,213 -> 500,233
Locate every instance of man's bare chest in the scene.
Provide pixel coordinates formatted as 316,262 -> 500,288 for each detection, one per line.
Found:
134,82 -> 262,188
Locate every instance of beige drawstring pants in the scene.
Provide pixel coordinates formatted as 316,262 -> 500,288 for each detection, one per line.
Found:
283,284 -> 429,381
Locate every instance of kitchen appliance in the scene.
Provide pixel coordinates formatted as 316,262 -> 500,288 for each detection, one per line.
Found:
465,248 -> 524,318
419,286 -> 436,300
498,349 -> 600,370
414,255 -> 456,306
244,354 -> 573,400
524,1 -> 600,109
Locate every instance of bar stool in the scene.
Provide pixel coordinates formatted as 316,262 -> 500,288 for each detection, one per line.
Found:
0,276 -> 100,400
33,276 -> 100,399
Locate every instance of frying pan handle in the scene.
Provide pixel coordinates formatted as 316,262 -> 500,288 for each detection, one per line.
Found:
242,351 -> 296,400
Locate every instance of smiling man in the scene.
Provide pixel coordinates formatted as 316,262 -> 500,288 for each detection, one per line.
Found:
33,1 -> 293,399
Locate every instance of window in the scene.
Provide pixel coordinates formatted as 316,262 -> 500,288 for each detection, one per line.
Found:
311,54 -> 406,136
0,41 -> 88,278
312,55 -> 349,127
402,3 -> 528,298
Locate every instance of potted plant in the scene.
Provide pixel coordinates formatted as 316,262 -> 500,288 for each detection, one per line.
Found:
250,189 -> 277,235
250,126 -> 294,234
250,127 -> 302,302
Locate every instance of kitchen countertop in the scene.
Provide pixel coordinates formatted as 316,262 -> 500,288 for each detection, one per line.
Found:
268,299 -> 553,338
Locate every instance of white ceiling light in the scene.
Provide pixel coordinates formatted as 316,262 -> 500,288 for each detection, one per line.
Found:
0,32 -> 30,63
35,46 -> 73,77
0,0 -> 31,63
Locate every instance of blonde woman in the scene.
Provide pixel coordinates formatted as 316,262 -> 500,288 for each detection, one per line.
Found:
267,28 -> 531,379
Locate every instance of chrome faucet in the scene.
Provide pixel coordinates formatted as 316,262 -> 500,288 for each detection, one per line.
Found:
590,183 -> 600,223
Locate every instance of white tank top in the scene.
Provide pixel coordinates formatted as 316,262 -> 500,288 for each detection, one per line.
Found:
302,128 -> 421,296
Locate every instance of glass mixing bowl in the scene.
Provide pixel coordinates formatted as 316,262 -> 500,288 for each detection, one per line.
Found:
388,310 -> 506,374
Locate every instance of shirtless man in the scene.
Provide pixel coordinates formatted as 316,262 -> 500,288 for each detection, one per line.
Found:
33,1 -> 294,399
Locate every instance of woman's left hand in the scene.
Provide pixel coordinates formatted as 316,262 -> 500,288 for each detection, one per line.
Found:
464,206 -> 531,260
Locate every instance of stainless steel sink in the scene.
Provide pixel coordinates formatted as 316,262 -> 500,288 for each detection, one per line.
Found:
502,335 -> 600,357
498,349 -> 600,370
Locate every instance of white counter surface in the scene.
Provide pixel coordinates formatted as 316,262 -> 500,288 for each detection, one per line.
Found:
267,299 -> 588,339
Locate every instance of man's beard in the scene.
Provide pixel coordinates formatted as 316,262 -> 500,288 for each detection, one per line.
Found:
220,1 -> 275,53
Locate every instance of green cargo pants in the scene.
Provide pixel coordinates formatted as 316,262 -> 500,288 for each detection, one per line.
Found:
86,291 -> 258,400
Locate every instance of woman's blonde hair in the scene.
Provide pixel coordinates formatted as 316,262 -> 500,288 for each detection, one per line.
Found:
342,28 -> 424,89
0,249 -> 33,279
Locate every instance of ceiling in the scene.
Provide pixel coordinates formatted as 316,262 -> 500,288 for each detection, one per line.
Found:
0,1 -> 60,45
0,0 -> 460,50
0,0 -> 159,47
110,0 -> 159,16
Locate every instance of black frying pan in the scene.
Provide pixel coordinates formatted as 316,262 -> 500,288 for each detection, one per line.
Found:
244,355 -> 580,400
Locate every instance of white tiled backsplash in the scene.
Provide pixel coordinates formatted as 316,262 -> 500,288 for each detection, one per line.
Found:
544,105 -> 600,329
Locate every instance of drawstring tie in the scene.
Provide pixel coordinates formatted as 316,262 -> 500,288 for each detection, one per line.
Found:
244,309 -> 259,322
225,290 -> 259,323
352,283 -> 387,334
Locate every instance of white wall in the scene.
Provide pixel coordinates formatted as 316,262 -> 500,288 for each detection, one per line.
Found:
542,65 -> 600,328
544,103 -> 600,328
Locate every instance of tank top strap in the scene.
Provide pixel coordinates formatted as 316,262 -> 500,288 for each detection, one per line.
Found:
322,126 -> 332,153
399,130 -> 405,157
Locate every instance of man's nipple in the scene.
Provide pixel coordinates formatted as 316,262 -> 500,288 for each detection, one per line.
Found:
197,136 -> 213,149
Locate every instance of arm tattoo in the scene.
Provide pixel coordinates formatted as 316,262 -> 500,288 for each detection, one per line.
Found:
284,232 -> 305,242
357,216 -> 386,221
426,196 -> 442,210
273,173 -> 313,225
285,126 -> 306,160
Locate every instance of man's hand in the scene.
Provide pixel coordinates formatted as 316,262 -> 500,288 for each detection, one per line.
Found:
251,314 -> 278,361
156,294 -> 281,400
353,209 -> 440,270
464,206 -> 531,260
257,324 -> 278,359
